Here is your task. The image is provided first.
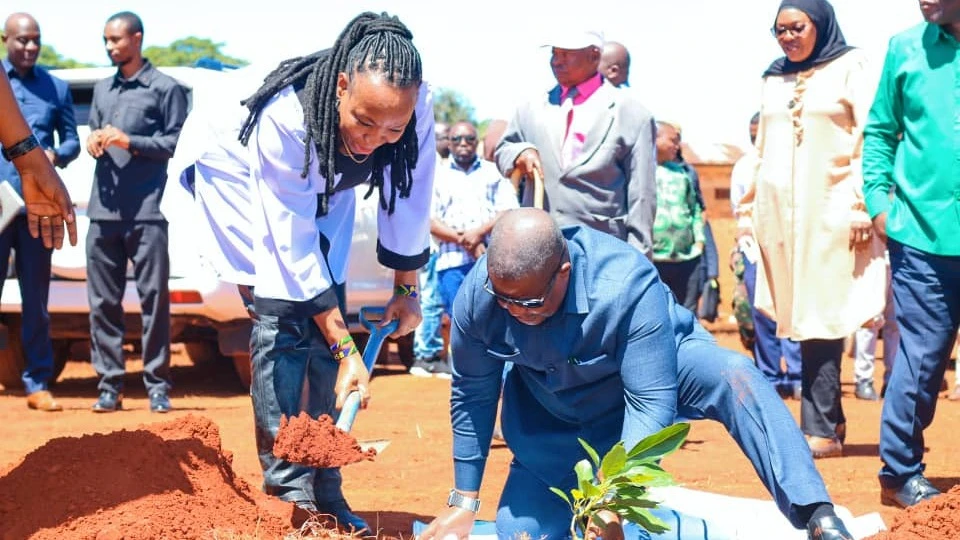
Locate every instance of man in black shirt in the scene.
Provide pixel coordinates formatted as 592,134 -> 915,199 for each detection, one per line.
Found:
85,11 -> 188,413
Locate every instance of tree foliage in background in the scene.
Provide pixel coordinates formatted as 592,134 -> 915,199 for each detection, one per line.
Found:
433,87 -> 476,126
1,43 -> 95,69
143,37 -> 248,67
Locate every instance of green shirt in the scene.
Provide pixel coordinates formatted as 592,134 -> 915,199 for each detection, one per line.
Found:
652,162 -> 705,262
863,23 -> 960,256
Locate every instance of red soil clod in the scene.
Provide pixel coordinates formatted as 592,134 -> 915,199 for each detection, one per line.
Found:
866,485 -> 960,540
273,412 -> 377,469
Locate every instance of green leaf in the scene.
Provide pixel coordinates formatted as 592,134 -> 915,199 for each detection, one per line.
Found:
578,438 -> 602,468
599,443 -> 627,481
626,423 -> 690,462
580,479 -> 602,500
622,508 -> 671,534
550,487 -> 572,507
571,488 -> 584,501
574,459 -> 595,487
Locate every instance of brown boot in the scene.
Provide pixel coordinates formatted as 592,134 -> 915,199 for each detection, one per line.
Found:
807,435 -> 843,459
26,390 -> 63,412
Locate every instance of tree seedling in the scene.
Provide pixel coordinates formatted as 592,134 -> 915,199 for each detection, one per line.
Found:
549,422 -> 690,539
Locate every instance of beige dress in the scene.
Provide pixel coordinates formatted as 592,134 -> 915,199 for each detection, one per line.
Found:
739,49 -> 886,341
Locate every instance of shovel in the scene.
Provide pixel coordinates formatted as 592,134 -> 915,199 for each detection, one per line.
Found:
335,306 -> 397,454
509,167 -> 545,209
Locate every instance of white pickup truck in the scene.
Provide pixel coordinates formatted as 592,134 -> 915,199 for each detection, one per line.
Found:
0,65 -> 411,389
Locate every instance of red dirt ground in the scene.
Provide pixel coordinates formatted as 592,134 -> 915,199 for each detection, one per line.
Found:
2,339 -> 959,539
1,220 -> 959,538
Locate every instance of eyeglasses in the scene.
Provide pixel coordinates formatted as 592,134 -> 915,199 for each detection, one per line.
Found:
483,245 -> 567,309
771,23 -> 807,38
436,134 -> 449,141
449,135 -> 477,144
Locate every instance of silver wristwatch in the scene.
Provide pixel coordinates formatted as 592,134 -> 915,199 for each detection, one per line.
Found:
447,489 -> 481,513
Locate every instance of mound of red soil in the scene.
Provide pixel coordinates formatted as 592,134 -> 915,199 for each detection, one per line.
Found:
867,485 -> 960,540
0,415 -> 295,540
274,412 -> 377,469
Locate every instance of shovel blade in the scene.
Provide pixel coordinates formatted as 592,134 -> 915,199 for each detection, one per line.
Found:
358,438 -> 391,454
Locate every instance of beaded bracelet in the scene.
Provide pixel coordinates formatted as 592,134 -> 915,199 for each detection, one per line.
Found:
394,284 -> 418,299
1,133 -> 40,161
330,335 -> 359,362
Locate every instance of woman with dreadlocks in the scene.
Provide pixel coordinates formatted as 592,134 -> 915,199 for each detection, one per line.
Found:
177,12 -> 434,533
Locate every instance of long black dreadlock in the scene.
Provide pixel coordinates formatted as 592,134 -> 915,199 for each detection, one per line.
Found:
238,12 -> 422,216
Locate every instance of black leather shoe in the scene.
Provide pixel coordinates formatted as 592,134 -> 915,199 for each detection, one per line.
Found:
149,392 -> 172,413
316,499 -> 369,534
807,515 -> 854,540
881,474 -> 941,508
92,390 -> 123,412
855,380 -> 879,401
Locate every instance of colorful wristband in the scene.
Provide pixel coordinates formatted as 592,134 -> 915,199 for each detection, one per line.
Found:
330,335 -> 358,362
394,284 -> 418,299
1,134 -> 40,161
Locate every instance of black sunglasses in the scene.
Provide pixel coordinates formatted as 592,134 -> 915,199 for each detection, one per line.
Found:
450,135 -> 477,144
771,23 -> 807,38
484,245 -> 567,309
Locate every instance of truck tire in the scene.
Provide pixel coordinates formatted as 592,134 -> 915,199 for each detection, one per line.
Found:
232,353 -> 252,389
0,319 -> 25,389
394,333 -> 415,369
184,340 -> 224,365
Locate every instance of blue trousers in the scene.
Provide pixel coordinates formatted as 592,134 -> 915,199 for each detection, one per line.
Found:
742,255 -> 801,393
496,460 -> 717,540
495,333 -> 829,536
438,262 -> 475,315
879,240 -> 960,488
246,284 -> 348,508
0,216 -> 54,394
414,252 -> 445,360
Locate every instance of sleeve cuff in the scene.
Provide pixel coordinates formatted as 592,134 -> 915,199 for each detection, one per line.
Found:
253,286 -> 341,318
377,241 -> 429,271
453,459 -> 485,492
865,190 -> 893,219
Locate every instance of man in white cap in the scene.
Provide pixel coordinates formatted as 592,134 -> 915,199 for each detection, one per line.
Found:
494,27 -> 658,257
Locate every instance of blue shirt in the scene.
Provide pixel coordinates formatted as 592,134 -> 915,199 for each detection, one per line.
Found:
450,225 -> 696,491
0,60 -> 80,195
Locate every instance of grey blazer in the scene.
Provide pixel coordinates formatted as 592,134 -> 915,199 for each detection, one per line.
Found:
495,81 -> 657,257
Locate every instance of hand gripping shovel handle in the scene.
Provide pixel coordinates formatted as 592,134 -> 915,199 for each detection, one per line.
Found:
335,307 -> 399,432
509,168 -> 545,209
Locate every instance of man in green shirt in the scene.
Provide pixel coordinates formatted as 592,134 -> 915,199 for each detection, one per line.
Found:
862,0 -> 960,510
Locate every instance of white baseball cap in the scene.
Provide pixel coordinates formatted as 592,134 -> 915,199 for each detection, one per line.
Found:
542,28 -> 605,50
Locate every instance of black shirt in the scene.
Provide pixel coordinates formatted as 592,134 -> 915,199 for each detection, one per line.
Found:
88,60 -> 189,221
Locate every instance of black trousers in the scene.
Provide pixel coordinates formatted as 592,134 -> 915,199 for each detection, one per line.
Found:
654,255 -> 703,313
87,221 -> 171,395
799,338 -> 846,439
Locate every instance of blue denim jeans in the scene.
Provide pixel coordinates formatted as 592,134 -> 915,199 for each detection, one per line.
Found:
438,261 -> 475,315
413,252 -> 445,360
245,285 -> 348,509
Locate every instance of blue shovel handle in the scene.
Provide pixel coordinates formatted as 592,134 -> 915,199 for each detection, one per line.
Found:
335,307 -> 399,432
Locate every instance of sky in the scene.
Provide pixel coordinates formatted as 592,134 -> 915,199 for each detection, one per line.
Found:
18,0 -> 924,150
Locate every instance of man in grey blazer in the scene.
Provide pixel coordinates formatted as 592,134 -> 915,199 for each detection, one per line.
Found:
494,29 -> 657,257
